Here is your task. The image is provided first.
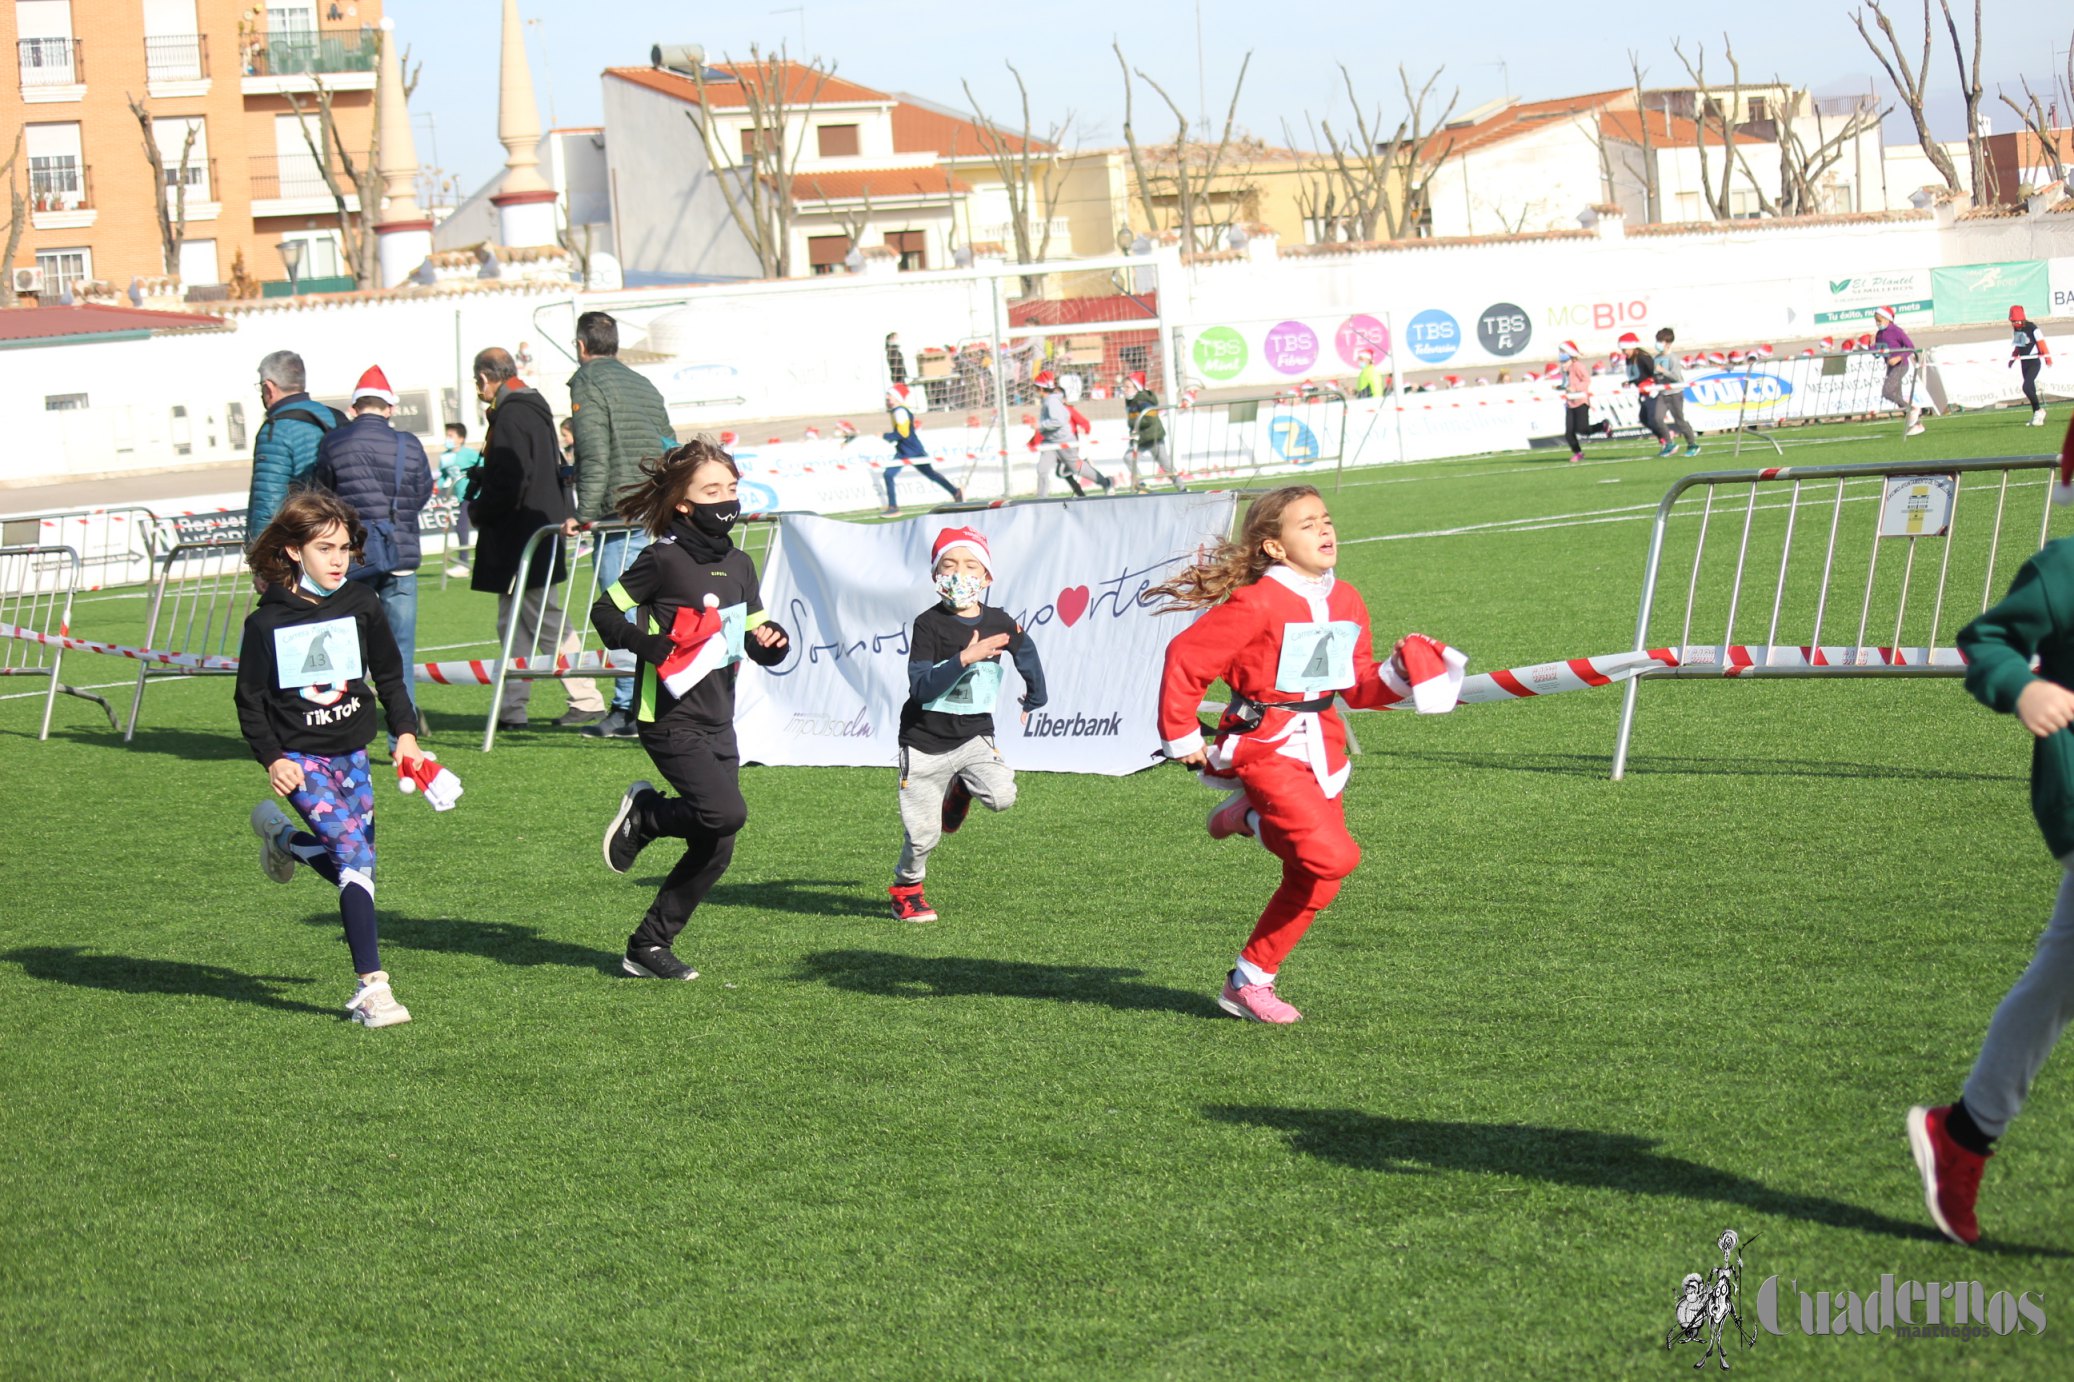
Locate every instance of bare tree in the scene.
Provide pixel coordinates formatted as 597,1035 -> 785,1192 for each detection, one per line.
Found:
1997,33 -> 2074,190
1772,88 -> 1887,215
0,130 -> 24,306
682,45 -> 834,279
1937,0 -> 1991,202
1672,40 -> 1738,218
1853,2 -> 1963,193
813,181 -> 875,259
1304,63 -> 1460,241
1114,43 -> 1255,251
961,64 -> 1073,267
280,52 -> 417,289
1574,54 -> 1657,221
127,95 -> 200,276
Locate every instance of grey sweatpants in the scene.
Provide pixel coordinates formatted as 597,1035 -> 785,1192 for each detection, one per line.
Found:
1035,442 -> 1108,498
1124,440 -> 1177,488
1658,392 -> 1698,445
1961,863 -> 2074,1137
896,737 -> 1017,883
1882,360 -> 1913,412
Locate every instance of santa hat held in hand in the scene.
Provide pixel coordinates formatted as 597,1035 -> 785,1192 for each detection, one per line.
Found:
660,594 -> 734,698
1383,632 -> 1471,714
931,526 -> 993,576
351,364 -> 398,406
2053,412 -> 2074,507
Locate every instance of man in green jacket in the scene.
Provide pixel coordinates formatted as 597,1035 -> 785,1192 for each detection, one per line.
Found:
1911,416 -> 2074,1246
566,310 -> 674,738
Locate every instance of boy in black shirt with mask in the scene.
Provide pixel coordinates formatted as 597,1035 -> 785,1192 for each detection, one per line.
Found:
889,527 -> 1047,922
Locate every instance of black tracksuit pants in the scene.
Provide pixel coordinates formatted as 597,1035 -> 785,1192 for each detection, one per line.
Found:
2021,359 -> 2042,410
630,720 -> 748,951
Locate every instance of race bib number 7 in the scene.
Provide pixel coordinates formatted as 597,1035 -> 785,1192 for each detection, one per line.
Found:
1274,620 -> 1359,694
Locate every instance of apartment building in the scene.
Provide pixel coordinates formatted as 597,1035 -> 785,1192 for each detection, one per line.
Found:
5,0 -> 381,300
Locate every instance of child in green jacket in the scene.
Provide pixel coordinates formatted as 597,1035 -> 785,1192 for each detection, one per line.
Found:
1911,415 -> 2074,1245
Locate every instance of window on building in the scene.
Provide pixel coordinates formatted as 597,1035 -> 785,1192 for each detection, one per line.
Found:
44,393 -> 88,411
143,0 -> 204,80
16,0 -> 77,85
1746,96 -> 1768,122
883,230 -> 926,271
154,116 -> 209,196
816,124 -> 860,157
178,238 -> 219,286
807,234 -> 851,275
276,231 -> 342,279
35,247 -> 90,296
738,125 -> 778,161
25,122 -> 84,208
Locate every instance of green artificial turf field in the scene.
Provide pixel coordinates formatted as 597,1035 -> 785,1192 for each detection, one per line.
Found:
4,415 -> 2071,1378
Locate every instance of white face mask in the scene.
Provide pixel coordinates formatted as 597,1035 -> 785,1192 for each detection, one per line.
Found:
934,570 -> 988,608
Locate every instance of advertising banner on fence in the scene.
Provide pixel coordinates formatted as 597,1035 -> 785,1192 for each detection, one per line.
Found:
1809,270 -> 1934,328
1932,260 -> 2050,325
736,491 -> 1238,774
2051,257 -> 2074,318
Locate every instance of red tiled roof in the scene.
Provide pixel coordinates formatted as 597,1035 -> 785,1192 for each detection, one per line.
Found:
1626,208 -> 1934,236
1434,89 -> 1630,157
605,63 -> 890,110
0,303 -> 228,342
790,168 -> 971,201
892,102 -> 1052,158
1598,110 -> 1766,148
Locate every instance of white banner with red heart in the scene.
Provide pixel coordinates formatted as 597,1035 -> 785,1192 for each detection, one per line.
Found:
736,491 -> 1239,774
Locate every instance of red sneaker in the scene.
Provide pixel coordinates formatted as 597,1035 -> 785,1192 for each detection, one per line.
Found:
1207,790 -> 1255,840
888,882 -> 938,923
1907,1104 -> 1989,1245
941,777 -> 973,835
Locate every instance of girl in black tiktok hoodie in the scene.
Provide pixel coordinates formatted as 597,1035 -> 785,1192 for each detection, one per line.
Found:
591,439 -> 790,981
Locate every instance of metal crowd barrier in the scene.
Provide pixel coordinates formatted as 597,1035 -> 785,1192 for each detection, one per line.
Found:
480,516 -> 785,752
0,544 -> 113,738
1155,387 -> 1351,491
1704,345 -> 1953,457
0,504 -> 168,591
125,537 -> 252,741
1609,453 -> 2061,779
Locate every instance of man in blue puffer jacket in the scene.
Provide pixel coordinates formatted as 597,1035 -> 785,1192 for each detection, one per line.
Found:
247,349 -> 346,543
313,365 -> 434,732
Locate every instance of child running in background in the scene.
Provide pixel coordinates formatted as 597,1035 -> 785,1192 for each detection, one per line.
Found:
1910,415 -> 2074,1244
879,383 -> 964,516
1120,370 -> 1183,492
1030,369 -> 1114,498
237,491 -> 422,1028
1651,328 -> 1702,458
888,527 -> 1047,922
1873,305 -> 1927,437
1557,341 -> 1608,463
1617,331 -> 1675,457
591,439 -> 791,981
438,422 -> 483,577
1151,485 -> 1425,1023
2010,305 -> 2052,428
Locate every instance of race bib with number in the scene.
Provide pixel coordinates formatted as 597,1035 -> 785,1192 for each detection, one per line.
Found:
273,617 -> 363,690
717,602 -> 747,665
1274,620 -> 1359,694
924,659 -> 1004,715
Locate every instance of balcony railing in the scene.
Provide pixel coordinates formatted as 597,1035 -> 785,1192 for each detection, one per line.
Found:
18,36 -> 83,87
243,25 -> 377,78
29,164 -> 93,213
144,33 -> 209,82
250,153 -> 362,202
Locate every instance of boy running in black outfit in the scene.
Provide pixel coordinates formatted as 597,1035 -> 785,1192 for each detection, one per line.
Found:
888,527 -> 1047,922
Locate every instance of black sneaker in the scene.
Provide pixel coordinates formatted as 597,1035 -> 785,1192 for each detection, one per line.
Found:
941,777 -> 973,835
622,945 -> 698,980
582,707 -> 641,739
604,779 -> 656,874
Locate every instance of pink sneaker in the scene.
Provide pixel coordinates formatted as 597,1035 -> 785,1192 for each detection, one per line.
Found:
1218,973 -> 1301,1024
1908,1104 -> 1988,1245
1207,790 -> 1255,840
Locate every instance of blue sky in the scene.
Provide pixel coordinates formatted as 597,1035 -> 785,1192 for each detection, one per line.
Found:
391,1 -> 2073,199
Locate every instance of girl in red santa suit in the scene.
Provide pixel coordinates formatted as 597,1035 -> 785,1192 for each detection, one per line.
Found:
1151,484 -> 1427,1024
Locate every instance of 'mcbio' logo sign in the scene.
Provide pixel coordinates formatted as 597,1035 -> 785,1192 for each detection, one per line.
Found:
1687,372 -> 1793,411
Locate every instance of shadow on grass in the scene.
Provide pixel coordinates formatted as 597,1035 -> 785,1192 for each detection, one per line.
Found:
795,949 -> 1219,1018
1369,749 -> 2022,785
1206,1106 -> 2070,1256
2,945 -> 335,1017
298,913 -> 619,974
665,878 -> 878,919
51,725 -> 252,761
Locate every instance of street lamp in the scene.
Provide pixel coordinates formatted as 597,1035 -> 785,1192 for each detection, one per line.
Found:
277,237 -> 304,295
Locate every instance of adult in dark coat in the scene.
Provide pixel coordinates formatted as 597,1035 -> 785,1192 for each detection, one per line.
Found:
468,346 -> 603,727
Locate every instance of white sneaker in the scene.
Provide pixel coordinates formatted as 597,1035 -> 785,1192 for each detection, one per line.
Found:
2033,410 -> 2048,427
445,563 -> 471,577
250,801 -> 297,884
1905,422 -> 1927,437
346,972 -> 412,1028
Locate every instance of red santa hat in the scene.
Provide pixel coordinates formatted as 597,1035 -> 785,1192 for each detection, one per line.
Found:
1383,633 -> 1471,714
931,525 -> 993,576
351,364 -> 397,406
1873,305 -> 1896,323
2054,411 -> 2074,506
1032,369 -> 1058,389
1617,331 -> 1641,348
1557,340 -> 1581,360
886,382 -> 911,405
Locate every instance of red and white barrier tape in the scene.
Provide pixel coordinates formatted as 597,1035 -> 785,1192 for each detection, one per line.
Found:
0,621 -> 239,671
0,623 -> 638,684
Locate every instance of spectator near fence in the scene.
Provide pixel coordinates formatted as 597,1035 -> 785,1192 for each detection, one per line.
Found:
438,423 -> 482,576
312,365 -> 435,735
468,346 -> 604,730
246,349 -> 345,547
565,311 -> 675,740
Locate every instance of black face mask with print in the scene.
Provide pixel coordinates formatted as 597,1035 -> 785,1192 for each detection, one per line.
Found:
689,500 -> 739,537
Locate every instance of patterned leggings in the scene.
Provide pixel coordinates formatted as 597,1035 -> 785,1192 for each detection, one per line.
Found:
282,749 -> 380,973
